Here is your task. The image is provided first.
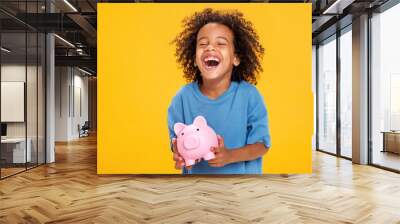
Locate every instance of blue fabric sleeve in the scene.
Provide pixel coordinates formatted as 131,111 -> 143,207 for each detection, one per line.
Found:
246,88 -> 271,148
167,94 -> 184,151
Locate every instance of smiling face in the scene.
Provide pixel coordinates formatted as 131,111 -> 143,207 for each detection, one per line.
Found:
195,23 -> 240,82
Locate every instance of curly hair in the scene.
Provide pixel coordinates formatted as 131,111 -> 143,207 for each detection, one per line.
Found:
173,8 -> 265,85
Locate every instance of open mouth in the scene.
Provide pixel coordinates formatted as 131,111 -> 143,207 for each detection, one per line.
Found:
203,56 -> 220,70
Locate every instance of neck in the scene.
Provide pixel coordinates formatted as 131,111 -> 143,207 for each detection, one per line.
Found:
200,76 -> 231,100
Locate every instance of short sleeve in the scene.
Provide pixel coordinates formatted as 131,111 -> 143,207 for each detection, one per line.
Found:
246,88 -> 271,148
167,93 -> 184,150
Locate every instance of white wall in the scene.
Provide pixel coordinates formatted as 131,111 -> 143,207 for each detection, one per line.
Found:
55,67 -> 89,141
312,45 -> 316,151
1,64 -> 25,81
1,65 -> 38,137
1,65 -> 25,129
55,66 -> 70,141
73,73 -> 89,138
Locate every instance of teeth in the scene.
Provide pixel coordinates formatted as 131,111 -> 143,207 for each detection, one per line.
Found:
204,56 -> 220,62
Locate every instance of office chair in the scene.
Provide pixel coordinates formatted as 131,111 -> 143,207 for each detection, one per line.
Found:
79,121 -> 90,138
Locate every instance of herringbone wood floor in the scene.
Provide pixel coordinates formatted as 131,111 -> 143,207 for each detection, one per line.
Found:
1,134 -> 400,224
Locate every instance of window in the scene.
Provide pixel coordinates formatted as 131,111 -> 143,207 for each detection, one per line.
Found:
371,2 -> 400,171
317,35 -> 337,154
340,28 -> 352,158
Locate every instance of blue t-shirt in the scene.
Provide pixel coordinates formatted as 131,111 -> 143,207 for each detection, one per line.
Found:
167,80 -> 271,174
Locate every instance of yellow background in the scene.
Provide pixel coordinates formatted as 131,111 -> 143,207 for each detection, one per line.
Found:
98,3 -> 312,174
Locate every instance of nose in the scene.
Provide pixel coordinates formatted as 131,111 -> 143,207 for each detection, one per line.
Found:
183,135 -> 200,150
205,44 -> 215,52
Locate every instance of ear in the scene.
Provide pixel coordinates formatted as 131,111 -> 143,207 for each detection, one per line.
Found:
193,116 -> 207,128
233,55 -> 240,67
174,123 -> 186,135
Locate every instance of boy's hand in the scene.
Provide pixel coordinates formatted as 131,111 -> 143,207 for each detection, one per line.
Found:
172,138 -> 198,170
208,135 -> 233,167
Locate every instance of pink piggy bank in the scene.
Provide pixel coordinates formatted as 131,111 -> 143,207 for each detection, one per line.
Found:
174,116 -> 217,166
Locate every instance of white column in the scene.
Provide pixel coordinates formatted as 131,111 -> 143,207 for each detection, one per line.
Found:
352,14 -> 369,164
46,32 -> 55,163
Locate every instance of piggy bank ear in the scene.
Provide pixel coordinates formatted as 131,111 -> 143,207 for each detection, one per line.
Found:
193,116 -> 207,128
174,123 -> 186,135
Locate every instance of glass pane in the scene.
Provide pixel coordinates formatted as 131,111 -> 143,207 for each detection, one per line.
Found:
318,36 -> 337,154
1,31 -> 27,177
371,4 -> 400,171
26,0 -> 38,169
38,32 -> 45,165
27,31 -> 38,169
340,29 -> 352,158
0,1 -> 46,178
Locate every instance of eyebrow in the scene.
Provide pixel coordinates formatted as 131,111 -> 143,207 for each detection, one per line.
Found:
197,37 -> 208,41
216,36 -> 229,41
197,36 -> 229,42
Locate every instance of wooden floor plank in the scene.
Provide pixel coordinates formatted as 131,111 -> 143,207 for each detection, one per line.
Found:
1,134 -> 400,223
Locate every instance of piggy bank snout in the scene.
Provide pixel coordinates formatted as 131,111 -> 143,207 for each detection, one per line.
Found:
183,135 -> 200,150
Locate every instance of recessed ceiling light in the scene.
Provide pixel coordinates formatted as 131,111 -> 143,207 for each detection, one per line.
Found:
54,34 -> 75,48
63,0 -> 78,12
323,0 -> 355,15
78,67 -> 93,76
1,47 -> 11,53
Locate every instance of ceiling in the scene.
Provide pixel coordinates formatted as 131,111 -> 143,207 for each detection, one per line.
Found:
1,0 -> 396,75
0,0 -> 97,74
311,0 -> 391,43
88,0 -> 395,44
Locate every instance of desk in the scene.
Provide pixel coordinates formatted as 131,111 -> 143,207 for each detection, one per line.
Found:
1,138 -> 31,163
382,131 -> 400,154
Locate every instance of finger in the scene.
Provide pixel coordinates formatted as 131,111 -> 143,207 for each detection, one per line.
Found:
209,163 -> 223,167
173,153 -> 179,161
208,158 -> 220,164
172,138 -> 177,151
173,153 -> 183,162
172,138 -> 183,157
212,147 -> 221,153
217,135 -> 224,148
175,161 -> 184,169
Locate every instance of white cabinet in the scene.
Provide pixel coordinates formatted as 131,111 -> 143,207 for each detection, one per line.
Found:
1,138 -> 32,163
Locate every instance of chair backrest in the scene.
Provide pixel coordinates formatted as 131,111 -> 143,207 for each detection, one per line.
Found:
82,121 -> 90,129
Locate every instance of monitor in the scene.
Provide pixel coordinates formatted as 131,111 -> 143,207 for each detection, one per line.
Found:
1,123 -> 7,137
